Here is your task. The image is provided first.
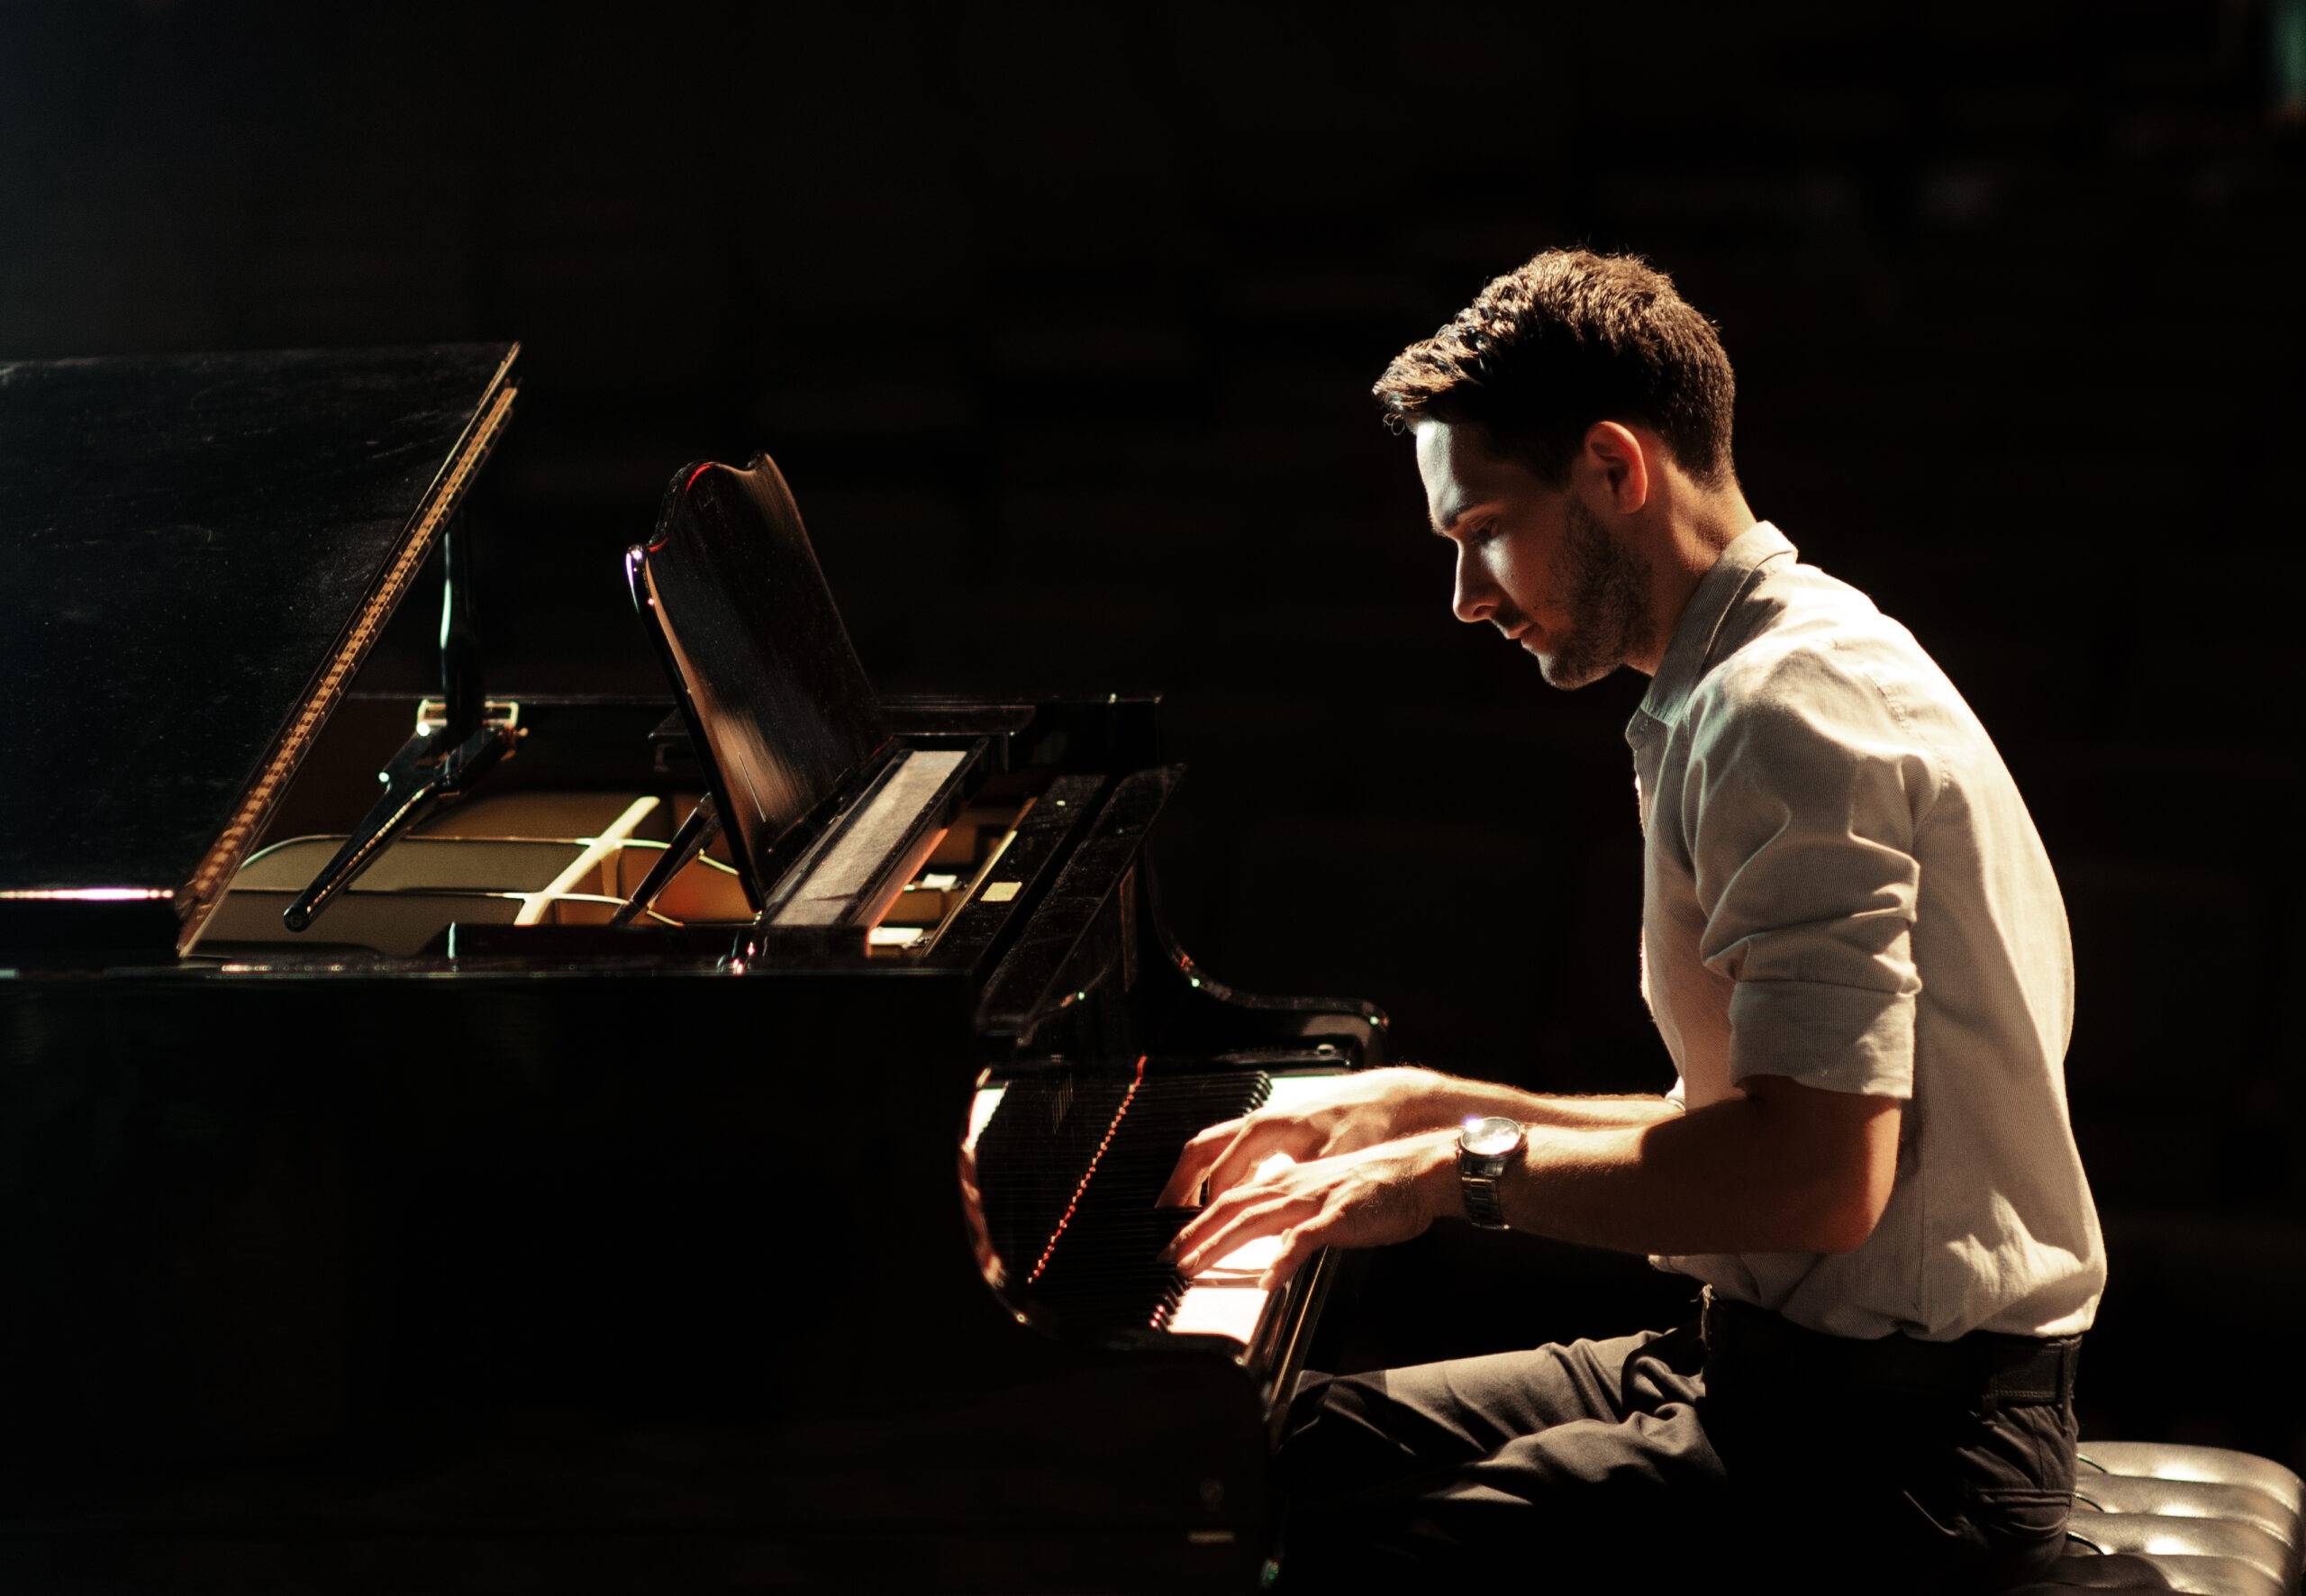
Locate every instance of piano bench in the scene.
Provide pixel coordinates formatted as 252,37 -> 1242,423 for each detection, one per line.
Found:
2005,1442 -> 2304,1595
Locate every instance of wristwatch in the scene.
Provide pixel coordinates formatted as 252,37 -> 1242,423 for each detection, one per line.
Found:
1457,1115 -> 1525,1231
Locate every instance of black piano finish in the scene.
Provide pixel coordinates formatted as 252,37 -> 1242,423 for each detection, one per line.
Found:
0,698 -> 1385,1591
0,383 -> 1388,1591
0,345 -> 517,959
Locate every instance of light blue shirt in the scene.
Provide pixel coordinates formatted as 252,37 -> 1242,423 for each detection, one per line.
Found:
1628,522 -> 2103,1340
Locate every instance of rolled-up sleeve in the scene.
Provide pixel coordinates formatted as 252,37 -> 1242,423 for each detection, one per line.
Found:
1682,649 -> 1936,1098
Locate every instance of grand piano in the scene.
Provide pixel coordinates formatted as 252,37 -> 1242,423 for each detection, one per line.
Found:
0,344 -> 1388,1591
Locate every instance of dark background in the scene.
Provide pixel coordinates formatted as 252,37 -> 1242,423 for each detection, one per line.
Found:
5,0 -> 2301,1469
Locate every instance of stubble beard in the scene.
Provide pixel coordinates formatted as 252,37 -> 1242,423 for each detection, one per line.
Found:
1530,498 -> 1653,691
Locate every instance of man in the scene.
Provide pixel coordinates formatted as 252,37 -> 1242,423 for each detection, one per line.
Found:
1158,249 -> 2103,1590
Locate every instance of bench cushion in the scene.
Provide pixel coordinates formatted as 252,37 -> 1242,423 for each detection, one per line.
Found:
2029,1442 -> 2304,1594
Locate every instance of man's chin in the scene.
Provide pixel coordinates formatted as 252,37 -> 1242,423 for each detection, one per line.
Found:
1530,644 -> 1618,691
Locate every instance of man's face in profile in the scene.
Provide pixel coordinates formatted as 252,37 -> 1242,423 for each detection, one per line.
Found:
1412,419 -> 1651,691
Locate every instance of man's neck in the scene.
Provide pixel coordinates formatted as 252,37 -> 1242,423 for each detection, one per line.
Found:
1627,489 -> 1758,676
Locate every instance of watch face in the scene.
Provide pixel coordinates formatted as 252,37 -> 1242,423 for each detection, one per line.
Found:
1459,1116 -> 1522,1157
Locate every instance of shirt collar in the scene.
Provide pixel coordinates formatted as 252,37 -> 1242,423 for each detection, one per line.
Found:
1630,520 -> 1796,733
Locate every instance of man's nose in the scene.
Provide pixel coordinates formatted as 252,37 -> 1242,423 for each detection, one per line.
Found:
1452,547 -> 1496,624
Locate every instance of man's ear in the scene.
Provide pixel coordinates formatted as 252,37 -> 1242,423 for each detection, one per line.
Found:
1582,421 -> 1651,514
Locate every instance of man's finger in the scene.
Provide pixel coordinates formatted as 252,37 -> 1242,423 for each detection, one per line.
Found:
1156,1118 -> 1244,1208
1257,1215 -> 1335,1292
1173,1193 -> 1312,1275
1201,1118 -> 1288,1202
1163,1180 -> 1259,1262
1206,1111 -> 1329,1204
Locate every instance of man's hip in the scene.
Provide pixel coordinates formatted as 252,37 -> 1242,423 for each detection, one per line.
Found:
1698,1289 -> 2084,1591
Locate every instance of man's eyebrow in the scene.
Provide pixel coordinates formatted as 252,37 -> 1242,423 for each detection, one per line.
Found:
1430,501 -> 1493,536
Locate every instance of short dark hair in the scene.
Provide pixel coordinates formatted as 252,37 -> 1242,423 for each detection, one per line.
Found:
1373,249 -> 1737,488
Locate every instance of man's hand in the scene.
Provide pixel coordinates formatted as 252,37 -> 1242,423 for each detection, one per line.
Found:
1156,1066 -> 1455,1210
1160,1129 -> 1461,1291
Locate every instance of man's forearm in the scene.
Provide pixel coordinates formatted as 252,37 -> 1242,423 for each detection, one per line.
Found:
1427,1093 -> 1871,1256
1404,1071 -> 1684,1133
1498,1089 -> 1683,1132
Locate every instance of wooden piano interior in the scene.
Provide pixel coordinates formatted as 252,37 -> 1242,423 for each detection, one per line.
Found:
204,778 -> 1037,958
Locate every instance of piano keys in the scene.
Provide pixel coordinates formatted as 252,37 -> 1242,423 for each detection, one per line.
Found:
970,1067 -> 1351,1345
0,345 -> 1389,1591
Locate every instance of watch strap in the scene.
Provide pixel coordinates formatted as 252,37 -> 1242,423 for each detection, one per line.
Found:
1461,1163 -> 1511,1229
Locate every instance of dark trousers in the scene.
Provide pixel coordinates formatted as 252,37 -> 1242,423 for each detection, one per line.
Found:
1276,1296 -> 2082,1591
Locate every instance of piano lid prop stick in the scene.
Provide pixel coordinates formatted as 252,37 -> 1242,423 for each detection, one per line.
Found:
607,793 -> 722,929
283,522 -> 522,932
280,712 -> 514,931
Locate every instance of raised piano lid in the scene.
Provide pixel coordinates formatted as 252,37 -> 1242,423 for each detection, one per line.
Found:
0,343 -> 519,964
